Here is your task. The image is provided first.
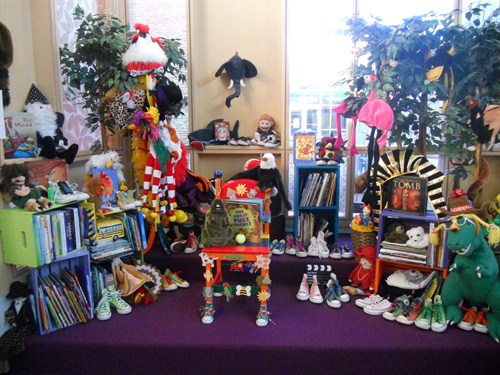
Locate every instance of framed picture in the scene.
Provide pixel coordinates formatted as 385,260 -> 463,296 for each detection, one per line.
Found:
385,175 -> 428,215
214,121 -> 230,142
293,131 -> 316,164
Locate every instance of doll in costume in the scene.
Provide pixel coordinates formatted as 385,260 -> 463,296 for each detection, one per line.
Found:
252,114 -> 281,148
347,246 -> 376,295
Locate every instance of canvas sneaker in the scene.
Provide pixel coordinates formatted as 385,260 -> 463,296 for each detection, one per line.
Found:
383,294 -> 411,321
309,275 -> 323,304
164,269 -> 190,288
307,237 -> 320,257
397,297 -> 423,325
458,306 -> 478,331
200,303 -> 215,324
324,279 -> 341,308
95,288 -> 112,321
285,234 -> 296,255
316,231 -> 330,259
430,294 -> 447,333
256,306 -> 270,327
355,294 -> 383,308
330,273 -> 350,302
474,308 -> 489,334
184,231 -> 198,254
108,286 -> 132,315
341,242 -> 354,259
415,298 -> 433,330
161,273 -> 178,291
68,182 -> 91,201
296,273 -> 310,301
296,237 -> 308,258
271,239 -> 285,255
50,182 -> 78,204
363,298 -> 393,315
330,242 -> 342,259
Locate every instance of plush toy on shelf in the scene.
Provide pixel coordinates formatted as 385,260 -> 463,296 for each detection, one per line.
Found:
0,163 -> 52,211
405,226 -> 429,249
24,84 -> 79,164
251,114 -> 281,148
383,221 -> 409,243
346,245 -> 376,296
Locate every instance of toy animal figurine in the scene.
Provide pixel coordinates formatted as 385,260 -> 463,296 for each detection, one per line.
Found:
432,213 -> 500,342
0,163 -> 52,211
200,197 -> 235,248
215,52 -> 258,108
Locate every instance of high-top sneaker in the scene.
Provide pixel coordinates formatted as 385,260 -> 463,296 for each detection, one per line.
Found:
430,294 -> 447,333
296,237 -> 307,258
307,237 -> 320,257
285,234 -> 296,255
296,273 -> 310,301
108,286 -> 132,315
330,273 -> 350,302
324,279 -> 341,308
309,275 -> 323,304
185,231 -> 198,254
317,231 -> 330,258
330,242 -> 342,259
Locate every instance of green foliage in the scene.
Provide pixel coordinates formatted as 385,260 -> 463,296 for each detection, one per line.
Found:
339,5 -> 499,158
59,6 -> 187,134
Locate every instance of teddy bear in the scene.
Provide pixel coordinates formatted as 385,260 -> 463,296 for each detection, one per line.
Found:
405,226 -> 429,249
24,84 -> 79,164
384,222 -> 409,243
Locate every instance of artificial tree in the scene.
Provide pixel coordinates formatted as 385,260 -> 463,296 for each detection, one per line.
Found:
59,5 -> 187,149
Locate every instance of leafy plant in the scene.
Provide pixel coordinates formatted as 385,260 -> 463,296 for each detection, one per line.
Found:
59,6 -> 187,139
337,5 -> 499,159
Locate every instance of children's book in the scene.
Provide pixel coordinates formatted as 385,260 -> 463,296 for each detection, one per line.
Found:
3,112 -> 38,159
225,199 -> 264,244
386,175 -> 428,216
91,167 -> 119,208
294,131 -> 316,164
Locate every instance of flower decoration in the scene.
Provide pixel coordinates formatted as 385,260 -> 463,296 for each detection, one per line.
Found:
255,254 -> 271,270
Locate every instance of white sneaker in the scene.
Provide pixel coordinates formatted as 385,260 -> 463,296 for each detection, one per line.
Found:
309,275 -> 323,304
317,232 -> 330,258
307,237 -> 319,257
363,298 -> 393,315
296,273 -> 310,301
68,182 -> 91,201
355,294 -> 383,308
51,182 -> 78,204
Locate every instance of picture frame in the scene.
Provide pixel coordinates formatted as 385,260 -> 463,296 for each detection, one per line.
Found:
214,121 -> 231,142
385,175 -> 428,216
293,131 -> 316,164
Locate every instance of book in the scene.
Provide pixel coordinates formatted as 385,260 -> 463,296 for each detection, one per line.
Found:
3,112 -> 38,159
214,121 -> 231,141
225,199 -> 263,244
386,175 -> 428,215
378,253 -> 427,265
294,131 -> 316,164
126,210 -> 147,249
91,167 -> 119,207
379,248 -> 428,260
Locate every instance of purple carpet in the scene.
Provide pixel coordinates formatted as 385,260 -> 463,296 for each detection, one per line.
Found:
8,237 -> 500,375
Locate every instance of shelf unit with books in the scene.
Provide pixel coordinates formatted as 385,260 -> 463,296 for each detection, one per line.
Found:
374,210 -> 449,293
29,249 -> 94,335
294,165 -> 340,248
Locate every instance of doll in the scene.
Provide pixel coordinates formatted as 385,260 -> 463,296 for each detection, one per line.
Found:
347,246 -> 376,295
252,114 -> 281,147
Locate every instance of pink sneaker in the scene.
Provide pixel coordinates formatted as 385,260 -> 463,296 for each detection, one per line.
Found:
185,231 -> 198,254
285,234 -> 296,255
296,273 -> 310,301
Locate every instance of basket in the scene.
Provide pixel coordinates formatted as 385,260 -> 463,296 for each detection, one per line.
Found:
350,229 -> 377,251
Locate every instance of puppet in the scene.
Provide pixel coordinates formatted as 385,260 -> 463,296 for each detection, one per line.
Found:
252,114 -> 280,147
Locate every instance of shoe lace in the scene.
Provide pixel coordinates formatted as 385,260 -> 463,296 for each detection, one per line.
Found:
462,307 -> 477,323
200,304 -> 215,317
168,270 -> 186,283
95,291 -> 111,313
432,303 -> 444,322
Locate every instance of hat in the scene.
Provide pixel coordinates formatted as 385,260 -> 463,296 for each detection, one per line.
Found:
6,281 -> 32,299
25,83 -> 49,105
439,188 -> 488,218
357,97 -> 394,149
354,245 -> 376,263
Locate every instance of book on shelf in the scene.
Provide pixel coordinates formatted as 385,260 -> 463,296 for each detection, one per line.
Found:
378,253 -> 427,265
379,241 -> 428,254
379,248 -> 428,260
61,267 -> 92,321
385,175 -> 428,215
294,131 -> 316,164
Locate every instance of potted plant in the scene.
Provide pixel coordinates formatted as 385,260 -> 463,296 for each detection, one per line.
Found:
59,5 -> 187,149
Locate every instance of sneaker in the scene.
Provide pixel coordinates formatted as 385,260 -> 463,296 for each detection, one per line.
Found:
184,231 -> 198,254
238,137 -> 253,146
296,237 -> 307,258
95,288 -> 112,320
108,286 -> 132,314
161,273 -> 178,291
341,242 -> 354,259
329,273 -> 350,302
200,303 -> 215,324
164,269 -> 190,288
363,298 -> 393,315
285,234 -> 296,255
415,298 -> 433,330
256,306 -> 270,327
170,239 -> 187,253
307,237 -> 319,257
383,294 -> 411,321
50,182 -> 78,204
355,294 -> 383,308
116,191 -> 136,210
330,242 -> 342,259
272,239 -> 285,255
270,239 -> 279,254
430,294 -> 447,333
296,273 -> 310,301
316,232 -> 330,259
68,182 -> 91,201
397,297 -> 423,325
458,306 -> 478,331
309,275 -> 323,304
324,279 -> 341,308
474,308 -> 489,333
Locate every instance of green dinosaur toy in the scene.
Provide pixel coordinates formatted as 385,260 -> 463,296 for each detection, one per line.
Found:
440,214 -> 500,342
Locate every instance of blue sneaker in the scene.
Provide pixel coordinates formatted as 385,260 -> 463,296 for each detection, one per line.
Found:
330,273 -> 350,302
324,280 -> 341,308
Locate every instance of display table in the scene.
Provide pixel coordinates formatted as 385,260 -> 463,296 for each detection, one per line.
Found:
200,244 -> 271,326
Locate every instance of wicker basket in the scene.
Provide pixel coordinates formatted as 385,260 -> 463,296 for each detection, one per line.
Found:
350,229 -> 377,251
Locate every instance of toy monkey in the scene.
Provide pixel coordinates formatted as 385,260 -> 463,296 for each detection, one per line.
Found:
0,163 -> 52,211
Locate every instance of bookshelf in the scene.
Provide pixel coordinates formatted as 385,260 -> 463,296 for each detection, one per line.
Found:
374,210 -> 449,293
294,165 -> 340,248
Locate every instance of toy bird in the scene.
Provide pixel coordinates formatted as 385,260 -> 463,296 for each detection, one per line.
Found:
223,282 -> 232,302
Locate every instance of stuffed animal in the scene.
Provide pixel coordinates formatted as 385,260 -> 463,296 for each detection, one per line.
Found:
0,163 -> 52,211
251,114 -> 280,147
384,222 -> 409,243
405,226 -> 429,249
200,197 -> 235,247
215,52 -> 258,108
347,245 -> 376,295
85,150 -> 127,191
0,21 -> 13,107
228,153 -> 291,211
24,84 -> 79,164
316,135 -> 345,165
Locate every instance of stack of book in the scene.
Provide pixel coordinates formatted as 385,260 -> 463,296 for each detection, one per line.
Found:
36,267 -> 92,334
299,171 -> 337,207
378,240 -> 428,266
